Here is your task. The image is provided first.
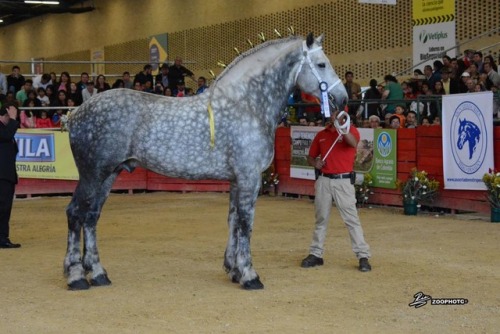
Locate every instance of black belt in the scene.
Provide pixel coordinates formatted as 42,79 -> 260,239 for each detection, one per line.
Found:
319,172 -> 353,179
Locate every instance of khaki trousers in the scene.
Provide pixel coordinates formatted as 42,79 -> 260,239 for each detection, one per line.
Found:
309,176 -> 371,259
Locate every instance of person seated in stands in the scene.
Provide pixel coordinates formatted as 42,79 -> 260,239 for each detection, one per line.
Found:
122,71 -> 133,89
432,116 -> 441,126
393,105 -> 406,128
368,115 -> 381,129
68,82 -> 83,106
383,113 -> 393,128
406,110 -> 418,128
20,99 -> 37,128
15,79 -> 33,106
95,74 -> 111,93
196,76 -> 208,94
388,115 -> 401,129
112,79 -> 125,89
154,82 -> 164,95
36,87 -> 50,107
143,80 -> 154,93
163,87 -> 173,96
174,79 -> 187,97
361,118 -> 370,128
155,63 -> 170,89
32,73 -> 52,90
133,81 -> 143,91
421,116 -> 431,126
36,110 -> 53,128
45,85 -> 56,105
134,64 -> 154,87
57,71 -> 71,92
298,116 -> 308,126
76,72 -> 90,92
7,65 -> 25,94
82,81 -> 97,102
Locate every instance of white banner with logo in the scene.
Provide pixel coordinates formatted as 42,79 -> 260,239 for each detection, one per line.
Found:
412,0 -> 456,69
442,92 -> 493,190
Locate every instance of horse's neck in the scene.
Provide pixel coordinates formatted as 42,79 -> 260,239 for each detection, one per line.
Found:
211,39 -> 302,123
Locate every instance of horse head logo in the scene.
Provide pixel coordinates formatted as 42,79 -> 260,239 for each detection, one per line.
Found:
456,118 -> 481,159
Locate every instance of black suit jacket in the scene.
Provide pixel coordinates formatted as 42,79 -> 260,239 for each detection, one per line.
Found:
0,119 -> 19,184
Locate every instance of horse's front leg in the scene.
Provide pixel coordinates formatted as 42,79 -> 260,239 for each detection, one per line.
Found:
230,178 -> 264,290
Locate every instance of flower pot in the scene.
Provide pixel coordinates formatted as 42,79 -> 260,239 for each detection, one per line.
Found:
403,201 -> 418,216
491,207 -> 500,223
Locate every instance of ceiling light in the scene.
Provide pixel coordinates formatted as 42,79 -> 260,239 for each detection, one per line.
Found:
24,1 -> 60,4
0,20 -> 3,23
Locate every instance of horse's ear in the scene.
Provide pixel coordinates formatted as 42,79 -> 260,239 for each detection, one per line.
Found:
315,34 -> 325,46
306,32 -> 314,48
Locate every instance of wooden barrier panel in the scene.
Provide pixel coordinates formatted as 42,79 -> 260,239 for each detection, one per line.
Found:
274,126 -> 493,214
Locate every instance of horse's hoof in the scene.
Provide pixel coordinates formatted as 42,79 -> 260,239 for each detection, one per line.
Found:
68,279 -> 90,291
90,274 -> 112,287
242,278 -> 264,290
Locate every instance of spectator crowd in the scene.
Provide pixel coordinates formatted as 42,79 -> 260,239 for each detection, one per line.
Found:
1,50 -> 499,130
289,50 -> 500,129
0,56 -> 209,129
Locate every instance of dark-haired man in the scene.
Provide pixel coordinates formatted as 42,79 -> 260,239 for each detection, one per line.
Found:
0,103 -> 21,248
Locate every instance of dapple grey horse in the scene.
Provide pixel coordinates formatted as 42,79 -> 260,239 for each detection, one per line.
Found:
64,33 -> 348,290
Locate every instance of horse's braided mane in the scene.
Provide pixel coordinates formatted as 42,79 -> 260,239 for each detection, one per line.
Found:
213,35 -> 302,83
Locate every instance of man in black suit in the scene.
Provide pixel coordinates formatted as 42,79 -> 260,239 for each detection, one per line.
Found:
0,102 -> 21,248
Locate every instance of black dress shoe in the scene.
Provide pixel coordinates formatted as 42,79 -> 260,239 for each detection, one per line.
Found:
301,254 -> 324,268
0,239 -> 21,249
359,257 -> 371,272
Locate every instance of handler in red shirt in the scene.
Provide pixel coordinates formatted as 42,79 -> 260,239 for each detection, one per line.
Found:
301,111 -> 372,272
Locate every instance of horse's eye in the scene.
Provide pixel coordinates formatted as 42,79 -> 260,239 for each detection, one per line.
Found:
318,63 -> 326,68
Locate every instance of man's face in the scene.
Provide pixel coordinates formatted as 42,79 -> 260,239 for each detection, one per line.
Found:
82,74 -> 89,83
197,78 -> 205,87
175,58 -> 182,66
345,73 -> 353,83
24,82 -> 32,91
407,113 -> 416,125
473,54 -> 482,62
12,68 -> 20,76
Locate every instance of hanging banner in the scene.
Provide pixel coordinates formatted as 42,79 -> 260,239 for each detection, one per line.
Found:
149,34 -> 169,75
442,92 -> 494,190
412,0 -> 456,69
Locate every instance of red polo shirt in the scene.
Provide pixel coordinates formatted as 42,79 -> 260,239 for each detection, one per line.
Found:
308,125 -> 359,174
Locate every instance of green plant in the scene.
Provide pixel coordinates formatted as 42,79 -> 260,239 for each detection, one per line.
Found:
482,168 -> 500,208
355,173 -> 373,207
396,168 -> 439,204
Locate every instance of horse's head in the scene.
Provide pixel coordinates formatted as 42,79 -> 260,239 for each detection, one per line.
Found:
294,33 -> 348,111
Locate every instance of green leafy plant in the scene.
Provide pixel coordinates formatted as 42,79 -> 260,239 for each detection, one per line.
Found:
396,168 -> 439,204
355,173 -> 373,207
482,168 -> 500,208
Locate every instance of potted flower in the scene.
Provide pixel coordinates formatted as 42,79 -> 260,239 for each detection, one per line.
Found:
396,168 -> 439,215
482,168 -> 500,222
261,164 -> 279,195
355,173 -> 373,207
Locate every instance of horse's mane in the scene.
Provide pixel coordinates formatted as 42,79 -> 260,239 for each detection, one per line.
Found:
213,35 -> 302,84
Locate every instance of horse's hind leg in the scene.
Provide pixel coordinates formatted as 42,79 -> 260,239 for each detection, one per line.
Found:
64,173 -> 116,290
